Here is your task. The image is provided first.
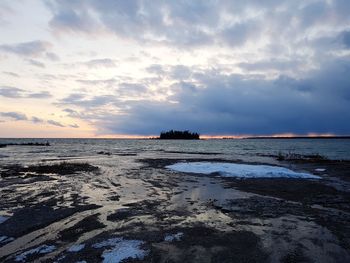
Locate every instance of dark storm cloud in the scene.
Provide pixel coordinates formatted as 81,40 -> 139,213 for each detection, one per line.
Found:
94,58 -> 350,136
0,40 -> 51,56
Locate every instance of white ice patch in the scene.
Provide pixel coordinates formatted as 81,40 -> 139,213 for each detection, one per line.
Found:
164,232 -> 183,242
0,215 -> 9,224
315,168 -> 326,172
166,162 -> 320,179
15,245 -> 56,262
67,244 -> 85,252
0,235 -> 14,243
93,237 -> 147,263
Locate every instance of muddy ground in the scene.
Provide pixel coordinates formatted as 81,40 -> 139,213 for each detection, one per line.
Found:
0,155 -> 349,263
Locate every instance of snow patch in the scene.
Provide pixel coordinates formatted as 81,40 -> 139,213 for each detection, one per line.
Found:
164,232 -> 183,242
315,168 -> 326,172
166,162 -> 320,179
67,244 -> 85,252
93,237 -> 147,263
15,245 -> 56,262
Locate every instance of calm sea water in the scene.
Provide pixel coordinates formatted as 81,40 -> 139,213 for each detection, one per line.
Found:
0,138 -> 349,165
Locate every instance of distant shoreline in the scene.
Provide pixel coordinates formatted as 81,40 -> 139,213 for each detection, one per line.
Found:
242,136 -> 350,139
0,136 -> 349,140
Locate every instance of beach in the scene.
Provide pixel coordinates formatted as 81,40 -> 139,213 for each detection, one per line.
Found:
0,139 -> 349,262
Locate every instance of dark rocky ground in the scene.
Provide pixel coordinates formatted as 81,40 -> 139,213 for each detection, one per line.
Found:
0,156 -> 349,262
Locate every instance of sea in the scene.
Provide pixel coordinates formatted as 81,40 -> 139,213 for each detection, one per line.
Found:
0,138 -> 349,165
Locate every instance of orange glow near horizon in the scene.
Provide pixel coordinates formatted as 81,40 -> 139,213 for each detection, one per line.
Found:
0,131 -> 343,139
200,132 -> 338,139
91,132 -> 341,139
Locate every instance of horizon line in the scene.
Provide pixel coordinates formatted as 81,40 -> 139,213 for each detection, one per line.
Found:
0,133 -> 350,139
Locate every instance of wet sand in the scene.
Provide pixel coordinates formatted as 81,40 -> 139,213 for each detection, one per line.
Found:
0,154 -> 350,262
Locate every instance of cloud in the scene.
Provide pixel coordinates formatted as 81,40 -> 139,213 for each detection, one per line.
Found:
2,71 -> 19,77
47,119 -> 65,127
0,40 -> 51,57
84,58 -> 117,68
26,59 -> 46,68
341,31 -> 350,48
0,110 -> 76,128
45,52 -> 60,61
28,91 -> 52,99
0,111 -> 28,121
31,116 -> 44,123
69,123 -> 79,128
46,1 -> 350,50
47,2 -> 99,34
0,2 -> 13,26
84,57 -> 350,136
0,86 -> 52,99
58,93 -> 115,108
0,86 -> 24,98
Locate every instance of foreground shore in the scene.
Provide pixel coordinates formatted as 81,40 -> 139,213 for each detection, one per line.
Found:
0,151 -> 350,262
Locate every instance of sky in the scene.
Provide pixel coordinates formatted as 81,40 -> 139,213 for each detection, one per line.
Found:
0,0 -> 350,138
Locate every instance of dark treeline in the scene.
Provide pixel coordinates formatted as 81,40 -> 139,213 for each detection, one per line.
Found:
159,130 -> 200,140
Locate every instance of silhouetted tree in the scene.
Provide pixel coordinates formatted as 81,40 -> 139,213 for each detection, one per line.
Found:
159,130 -> 200,139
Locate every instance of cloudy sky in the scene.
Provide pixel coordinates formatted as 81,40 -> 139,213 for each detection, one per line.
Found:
0,0 -> 350,137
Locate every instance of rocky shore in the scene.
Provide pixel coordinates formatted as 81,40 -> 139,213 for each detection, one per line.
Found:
0,155 -> 349,262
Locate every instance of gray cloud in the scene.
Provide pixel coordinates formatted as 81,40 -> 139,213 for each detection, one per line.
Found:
0,40 -> 51,57
69,123 -> 79,128
28,91 -> 52,99
45,52 -> 60,61
59,93 -> 115,108
0,112 -> 28,121
46,1 -> 350,50
47,119 -> 65,127
0,110 -> 77,128
76,78 -> 117,87
86,57 -> 350,136
26,59 -> 46,68
31,116 -> 44,123
2,0 -> 349,136
0,86 -> 52,99
84,58 -> 117,68
2,71 -> 19,77
341,31 -> 350,48
0,86 -> 24,98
